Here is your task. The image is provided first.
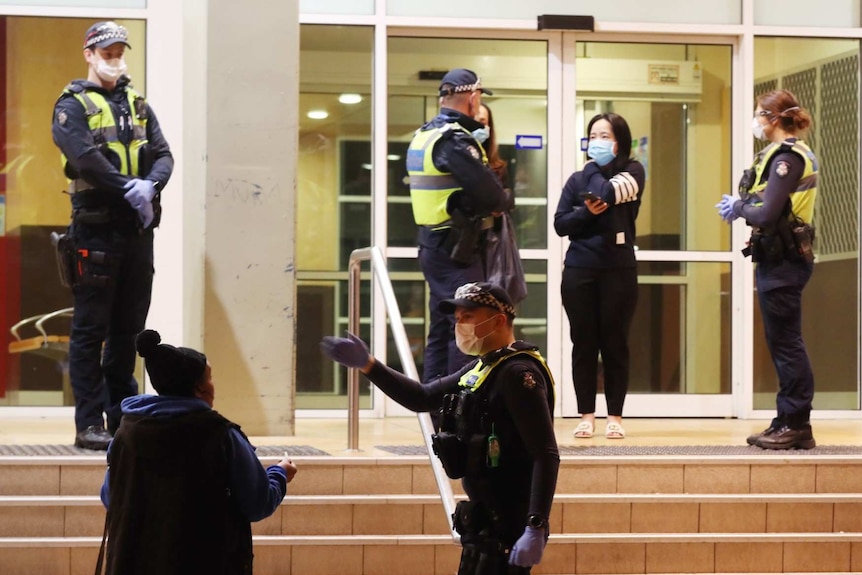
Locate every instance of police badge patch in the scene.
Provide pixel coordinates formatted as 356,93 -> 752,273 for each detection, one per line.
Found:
467,145 -> 480,160
522,372 -> 537,390
57,111 -> 67,126
775,161 -> 790,178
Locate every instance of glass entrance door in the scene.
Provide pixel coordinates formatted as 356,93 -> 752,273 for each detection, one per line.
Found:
560,40 -> 734,417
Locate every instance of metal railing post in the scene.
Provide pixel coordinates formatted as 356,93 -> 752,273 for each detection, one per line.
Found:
346,247 -> 372,452
345,246 -> 459,541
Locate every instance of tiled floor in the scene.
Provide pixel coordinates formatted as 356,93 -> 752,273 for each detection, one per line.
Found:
1,415 -> 860,457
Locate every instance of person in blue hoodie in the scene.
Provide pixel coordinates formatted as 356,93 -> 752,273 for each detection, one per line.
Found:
99,329 -> 297,575
554,113 -> 646,441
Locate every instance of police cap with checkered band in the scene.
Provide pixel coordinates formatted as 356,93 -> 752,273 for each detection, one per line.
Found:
439,282 -> 516,318
83,21 -> 131,50
438,68 -> 493,97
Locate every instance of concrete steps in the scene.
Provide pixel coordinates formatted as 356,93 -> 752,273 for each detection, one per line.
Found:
1,453 -> 862,574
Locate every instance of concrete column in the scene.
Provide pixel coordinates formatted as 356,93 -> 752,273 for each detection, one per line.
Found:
203,0 -> 298,434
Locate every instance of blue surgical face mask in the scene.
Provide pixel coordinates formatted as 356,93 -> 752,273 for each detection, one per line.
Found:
587,139 -> 616,166
472,126 -> 490,144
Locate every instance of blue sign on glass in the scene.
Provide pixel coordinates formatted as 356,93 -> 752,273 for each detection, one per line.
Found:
515,135 -> 543,150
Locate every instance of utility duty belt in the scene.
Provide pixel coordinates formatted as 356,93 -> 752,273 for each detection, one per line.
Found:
50,230 -> 112,289
743,220 -> 815,264
453,500 -> 529,575
72,206 -> 141,231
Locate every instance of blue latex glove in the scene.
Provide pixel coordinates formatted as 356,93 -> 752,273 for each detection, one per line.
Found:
124,178 -> 157,203
509,526 -> 546,567
715,194 -> 739,223
320,332 -> 370,369
123,179 -> 157,228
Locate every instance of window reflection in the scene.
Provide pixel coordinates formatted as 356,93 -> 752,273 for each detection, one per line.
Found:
1,17 -> 145,407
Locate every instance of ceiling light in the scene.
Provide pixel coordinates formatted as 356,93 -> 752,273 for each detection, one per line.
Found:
307,110 -> 328,120
387,154 -> 401,161
339,93 -> 362,105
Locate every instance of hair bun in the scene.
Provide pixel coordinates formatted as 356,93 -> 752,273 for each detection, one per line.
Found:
136,329 -> 162,358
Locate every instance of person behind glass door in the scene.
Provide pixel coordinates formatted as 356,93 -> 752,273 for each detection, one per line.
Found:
553,113 -> 645,440
474,102 -> 510,189
716,89 -> 819,450
406,68 -> 512,385
51,21 -> 174,450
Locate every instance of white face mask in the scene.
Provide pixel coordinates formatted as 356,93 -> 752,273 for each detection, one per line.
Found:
751,116 -> 767,141
455,314 -> 500,356
94,55 -> 127,83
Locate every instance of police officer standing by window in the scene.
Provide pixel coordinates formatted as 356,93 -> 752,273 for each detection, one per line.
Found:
322,282 -> 559,574
407,69 -> 512,384
52,21 -> 174,450
716,89 -> 818,450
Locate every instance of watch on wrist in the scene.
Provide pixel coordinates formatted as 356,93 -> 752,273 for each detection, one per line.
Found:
527,514 -> 546,528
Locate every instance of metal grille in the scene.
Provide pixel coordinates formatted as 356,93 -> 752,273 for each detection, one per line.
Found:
783,68 -> 818,152
819,54 -> 859,256
753,79 -> 779,155
0,444 -> 330,456
755,53 -> 859,258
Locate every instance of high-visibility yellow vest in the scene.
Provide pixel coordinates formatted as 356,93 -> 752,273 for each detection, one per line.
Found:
458,348 -> 556,407
406,122 -> 488,227
60,85 -> 149,182
749,139 -> 818,223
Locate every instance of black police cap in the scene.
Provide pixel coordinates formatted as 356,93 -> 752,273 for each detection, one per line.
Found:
438,68 -> 493,97
439,282 -> 516,317
83,21 -> 131,50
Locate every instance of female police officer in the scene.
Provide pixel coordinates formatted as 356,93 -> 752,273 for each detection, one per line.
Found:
716,89 -> 818,450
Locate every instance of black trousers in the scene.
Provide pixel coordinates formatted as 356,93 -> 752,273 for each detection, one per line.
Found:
561,266 -> 638,416
68,221 -> 153,432
758,283 -> 815,428
417,228 -> 485,382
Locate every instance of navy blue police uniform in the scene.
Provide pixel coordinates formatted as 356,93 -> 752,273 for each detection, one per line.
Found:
733,138 -> 818,449
407,69 -> 511,383
52,23 -> 173,449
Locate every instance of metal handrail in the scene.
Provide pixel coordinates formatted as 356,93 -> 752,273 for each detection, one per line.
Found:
347,246 -> 459,541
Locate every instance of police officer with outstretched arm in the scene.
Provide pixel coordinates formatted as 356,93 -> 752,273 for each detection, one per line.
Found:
52,21 -> 173,450
322,282 -> 559,575
408,68 -> 512,384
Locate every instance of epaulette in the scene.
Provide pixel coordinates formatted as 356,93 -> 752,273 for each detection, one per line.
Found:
482,340 -> 540,365
62,82 -> 85,95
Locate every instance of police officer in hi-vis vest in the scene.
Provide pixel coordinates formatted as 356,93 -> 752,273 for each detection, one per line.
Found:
407,68 -> 512,385
52,21 -> 173,450
322,282 -> 559,575
716,89 -> 818,450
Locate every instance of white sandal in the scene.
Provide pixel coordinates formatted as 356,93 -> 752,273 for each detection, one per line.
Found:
605,422 -> 626,439
573,421 -> 594,439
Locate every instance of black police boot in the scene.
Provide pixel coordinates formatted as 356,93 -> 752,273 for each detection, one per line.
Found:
755,424 -> 816,450
746,417 -> 783,446
74,425 -> 112,451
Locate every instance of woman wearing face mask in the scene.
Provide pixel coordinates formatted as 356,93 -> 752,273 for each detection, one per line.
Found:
554,113 -> 645,440
716,90 -> 818,450
475,103 -> 510,189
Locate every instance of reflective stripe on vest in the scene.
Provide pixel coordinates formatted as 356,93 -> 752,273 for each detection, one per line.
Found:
407,122 -> 488,227
457,348 -> 556,406
60,87 -> 149,181
750,139 -> 818,223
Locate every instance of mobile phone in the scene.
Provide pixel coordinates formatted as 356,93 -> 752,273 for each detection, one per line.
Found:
579,191 -> 601,203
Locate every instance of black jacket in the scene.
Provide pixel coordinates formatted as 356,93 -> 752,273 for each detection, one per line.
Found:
52,76 -> 173,213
